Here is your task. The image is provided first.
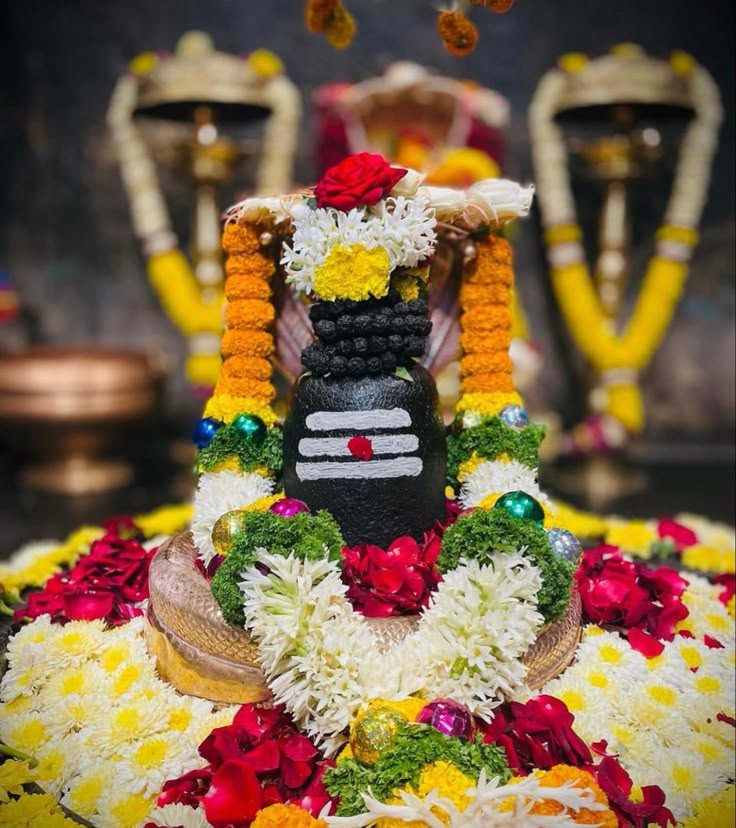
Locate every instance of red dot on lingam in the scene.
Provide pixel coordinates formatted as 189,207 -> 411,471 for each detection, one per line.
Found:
347,435 -> 373,460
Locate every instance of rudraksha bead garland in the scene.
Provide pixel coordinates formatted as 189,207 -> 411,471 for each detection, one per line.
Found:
301,290 -> 433,378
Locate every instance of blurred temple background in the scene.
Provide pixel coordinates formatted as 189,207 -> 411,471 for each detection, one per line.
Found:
0,0 -> 733,548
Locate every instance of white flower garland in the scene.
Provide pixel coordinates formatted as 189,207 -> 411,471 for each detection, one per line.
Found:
459,459 -> 550,510
240,551 -> 543,755
191,471 -> 274,565
280,195 -> 437,296
325,769 -> 606,828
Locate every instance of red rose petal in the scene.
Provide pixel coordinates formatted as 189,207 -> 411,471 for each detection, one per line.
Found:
371,568 -> 405,594
704,634 -> 724,649
280,732 -> 318,763
241,740 -> 281,774
202,760 -> 262,826
627,627 -> 665,658
281,758 -> 313,789
62,590 -> 115,621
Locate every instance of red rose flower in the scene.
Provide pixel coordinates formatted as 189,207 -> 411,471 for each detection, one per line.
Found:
656,518 -> 697,551
314,152 -> 407,211
575,545 -> 689,653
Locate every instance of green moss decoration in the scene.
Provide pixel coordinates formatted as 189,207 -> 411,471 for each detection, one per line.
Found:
438,508 -> 574,623
211,510 -> 344,627
323,724 -> 510,816
196,424 -> 283,479
446,416 -> 545,487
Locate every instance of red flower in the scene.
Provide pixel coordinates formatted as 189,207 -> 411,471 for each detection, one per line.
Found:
347,435 -> 373,460
314,152 -> 407,211
713,573 -> 735,606
159,704 -> 332,824
656,518 -> 697,551
15,533 -> 155,627
341,502 -> 458,618
479,695 -> 592,773
594,756 -> 675,828
575,545 -> 689,644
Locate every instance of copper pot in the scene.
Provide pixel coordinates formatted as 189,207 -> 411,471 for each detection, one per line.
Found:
0,347 -> 162,493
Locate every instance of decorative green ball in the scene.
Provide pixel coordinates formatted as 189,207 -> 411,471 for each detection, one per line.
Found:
232,413 -> 267,445
493,490 -> 545,526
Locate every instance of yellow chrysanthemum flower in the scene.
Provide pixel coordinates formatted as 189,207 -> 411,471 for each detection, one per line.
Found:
457,452 -> 485,482
682,544 -> 735,574
313,244 -> 391,301
134,503 -> 193,538
604,520 -> 656,555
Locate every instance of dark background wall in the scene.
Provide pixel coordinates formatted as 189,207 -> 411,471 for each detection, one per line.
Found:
1,0 -> 733,450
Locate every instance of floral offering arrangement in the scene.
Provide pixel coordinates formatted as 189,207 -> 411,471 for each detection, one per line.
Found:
1,152 -> 734,828
304,0 -> 519,56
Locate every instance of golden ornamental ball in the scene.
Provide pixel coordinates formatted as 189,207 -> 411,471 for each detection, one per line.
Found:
350,705 -> 408,766
211,509 -> 250,556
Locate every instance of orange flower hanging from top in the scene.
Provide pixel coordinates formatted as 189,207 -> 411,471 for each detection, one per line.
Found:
437,11 -> 479,57
305,0 -> 356,49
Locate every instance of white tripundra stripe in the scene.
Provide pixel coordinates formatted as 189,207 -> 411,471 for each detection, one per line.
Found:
298,434 -> 419,457
296,457 -> 423,481
305,409 -> 411,432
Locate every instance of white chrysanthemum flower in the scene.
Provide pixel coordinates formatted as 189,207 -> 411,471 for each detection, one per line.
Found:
43,661 -> 113,704
145,803 -> 214,828
0,539 -> 59,577
192,470 -> 274,564
95,787 -> 157,828
189,704 -> 239,745
88,693 -> 172,755
281,195 -> 436,296
43,690 -> 109,740
460,459 -> 548,509
114,732 -> 202,798
634,746 -> 729,820
574,628 -> 649,680
33,733 -> 84,795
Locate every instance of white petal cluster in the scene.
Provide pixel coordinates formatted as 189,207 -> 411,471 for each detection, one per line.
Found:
191,470 -> 274,565
280,195 -> 437,296
538,619 -> 735,824
460,459 -> 550,509
0,616 -> 236,826
240,551 -> 543,754
325,768 -> 606,827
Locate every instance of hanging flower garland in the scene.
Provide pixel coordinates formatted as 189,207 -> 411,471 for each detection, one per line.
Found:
304,0 -> 518,56
529,47 -> 722,442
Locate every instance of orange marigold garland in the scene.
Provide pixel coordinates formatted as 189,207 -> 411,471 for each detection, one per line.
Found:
458,235 -> 522,408
213,221 -> 277,410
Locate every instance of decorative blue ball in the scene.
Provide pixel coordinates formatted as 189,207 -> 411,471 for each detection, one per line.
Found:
232,413 -> 267,445
547,528 -> 583,563
499,404 -> 529,430
192,416 -> 223,449
493,490 -> 545,526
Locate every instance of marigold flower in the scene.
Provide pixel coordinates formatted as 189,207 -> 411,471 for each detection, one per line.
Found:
461,372 -> 516,394
461,351 -> 513,377
460,329 -> 512,354
224,299 -> 275,330
312,243 -> 390,301
459,282 -> 510,309
437,11 -> 478,57
456,390 -> 522,417
214,374 -> 276,402
221,330 -> 275,359
203,394 -> 278,425
222,221 -> 261,255
225,253 -> 275,282
252,803 -> 327,828
224,274 -> 272,302
220,356 -> 273,382
305,0 -> 340,32
326,7 -> 356,49
461,305 -> 512,334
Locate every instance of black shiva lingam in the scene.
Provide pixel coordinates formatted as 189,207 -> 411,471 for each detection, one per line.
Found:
283,291 -> 446,547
